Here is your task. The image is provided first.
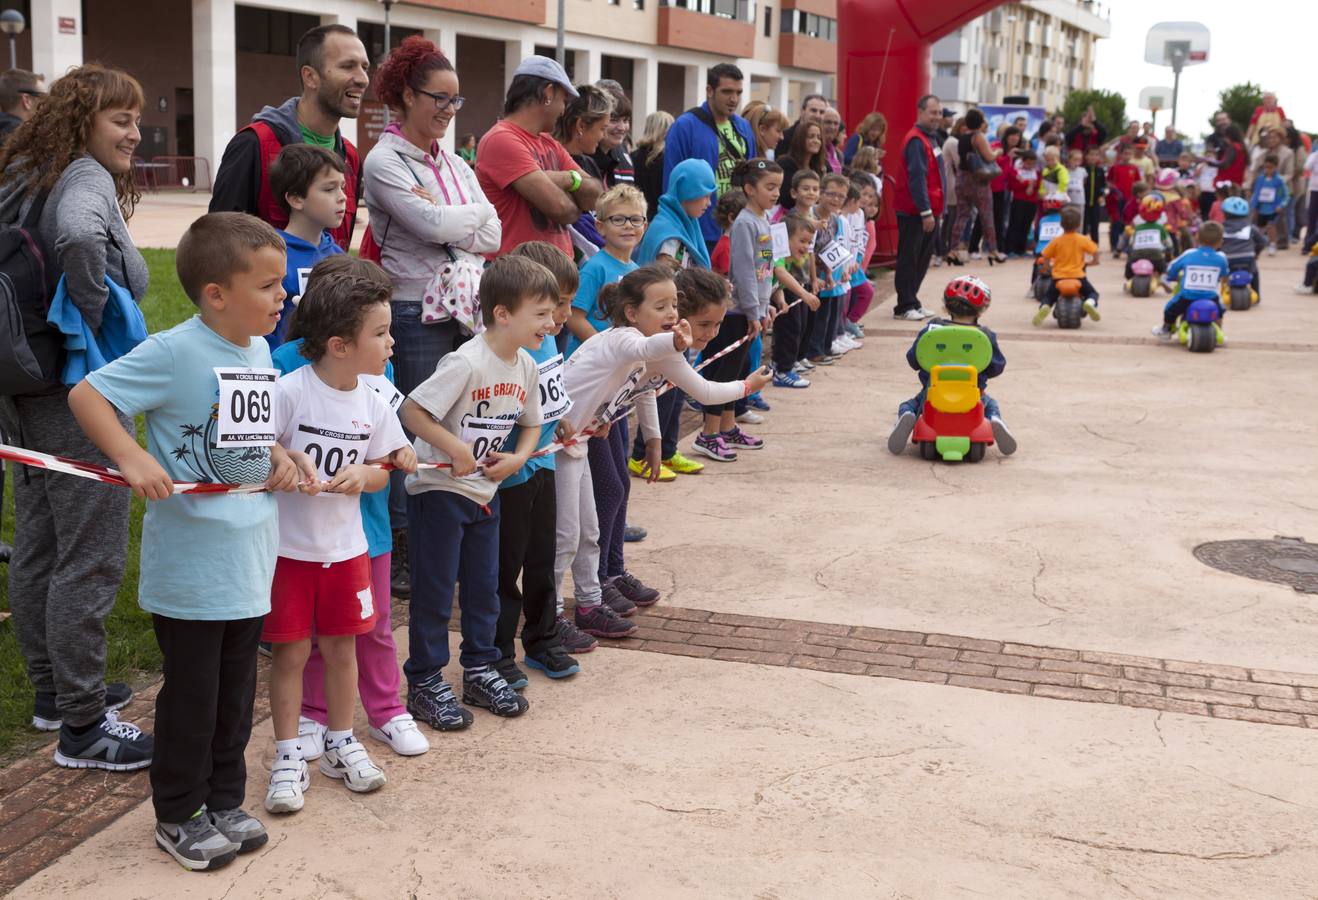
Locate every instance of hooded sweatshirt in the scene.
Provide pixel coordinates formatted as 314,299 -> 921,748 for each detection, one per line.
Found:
634,158 -> 716,269
268,229 -> 343,348
1221,212 -> 1267,262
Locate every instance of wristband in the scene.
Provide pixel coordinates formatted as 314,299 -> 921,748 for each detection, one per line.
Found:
567,170 -> 583,193
920,210 -> 934,218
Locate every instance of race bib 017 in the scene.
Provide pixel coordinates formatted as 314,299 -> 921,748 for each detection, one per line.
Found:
214,367 -> 278,448
1183,265 -> 1221,291
537,354 -> 572,424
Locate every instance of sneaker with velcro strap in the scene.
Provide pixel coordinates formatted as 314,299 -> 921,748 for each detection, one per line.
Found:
463,667 -> 530,717
557,615 -> 599,654
207,807 -> 268,854
601,581 -> 637,618
155,808 -> 239,872
494,657 -> 531,691
265,754 -> 310,813
613,572 -> 660,606
320,737 -> 387,793
368,713 -> 430,756
575,603 -> 638,639
53,710 -> 152,771
407,677 -> 474,732
33,682 -> 133,732
524,647 -> 581,679
298,714 -> 327,761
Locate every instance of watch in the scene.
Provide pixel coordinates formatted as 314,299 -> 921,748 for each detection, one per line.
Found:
567,169 -> 583,193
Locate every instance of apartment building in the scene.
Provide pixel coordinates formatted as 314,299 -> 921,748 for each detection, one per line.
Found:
6,0 -> 836,184
930,0 -> 1111,113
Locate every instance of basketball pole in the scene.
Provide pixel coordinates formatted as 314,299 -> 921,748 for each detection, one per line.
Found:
1169,50 -> 1184,129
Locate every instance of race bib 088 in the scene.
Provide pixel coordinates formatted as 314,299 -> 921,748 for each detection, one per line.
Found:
461,416 -> 515,463
214,367 -> 278,447
1184,266 -> 1221,291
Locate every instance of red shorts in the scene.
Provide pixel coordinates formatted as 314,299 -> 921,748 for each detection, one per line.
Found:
263,554 -> 377,642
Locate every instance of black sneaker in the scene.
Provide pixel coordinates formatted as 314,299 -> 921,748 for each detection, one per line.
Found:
33,681 -> 134,732
601,582 -> 637,618
613,572 -> 660,607
524,647 -> 581,679
575,603 -> 638,639
556,615 -> 598,654
53,711 -> 153,771
406,678 -> 473,732
391,528 -> 411,598
463,667 -> 530,717
208,807 -> 268,854
493,657 -> 530,691
155,809 -> 239,871
257,641 -> 273,659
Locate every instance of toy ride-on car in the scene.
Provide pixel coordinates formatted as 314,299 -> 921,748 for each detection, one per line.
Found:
1222,268 -> 1258,311
1177,299 -> 1225,353
910,324 -> 995,462
1126,258 -> 1155,297
1051,278 -> 1085,329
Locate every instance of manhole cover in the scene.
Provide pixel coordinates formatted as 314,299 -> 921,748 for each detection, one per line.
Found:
1194,537 -> 1318,594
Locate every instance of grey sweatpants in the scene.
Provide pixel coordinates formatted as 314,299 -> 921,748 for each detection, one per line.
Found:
1,387 -> 130,727
553,450 -> 603,614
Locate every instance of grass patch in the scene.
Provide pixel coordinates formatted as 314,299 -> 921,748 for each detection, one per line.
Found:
0,248 -> 195,755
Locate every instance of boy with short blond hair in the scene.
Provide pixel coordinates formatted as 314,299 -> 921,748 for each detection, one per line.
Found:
69,212 -> 316,872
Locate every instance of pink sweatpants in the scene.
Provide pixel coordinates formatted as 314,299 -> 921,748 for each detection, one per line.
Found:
847,280 -> 876,323
300,552 -> 405,729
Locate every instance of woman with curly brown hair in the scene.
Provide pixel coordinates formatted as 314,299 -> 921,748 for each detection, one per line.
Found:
0,63 -> 153,771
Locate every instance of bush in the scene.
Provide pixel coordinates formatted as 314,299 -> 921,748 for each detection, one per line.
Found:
1060,89 -> 1127,141
1212,83 -> 1263,134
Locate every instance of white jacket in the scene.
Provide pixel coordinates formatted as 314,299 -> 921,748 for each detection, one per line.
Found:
361,130 -> 501,305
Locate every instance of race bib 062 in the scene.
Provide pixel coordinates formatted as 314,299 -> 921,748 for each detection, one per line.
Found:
214,367 -> 278,448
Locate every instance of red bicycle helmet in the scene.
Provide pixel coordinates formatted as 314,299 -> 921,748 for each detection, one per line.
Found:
944,274 -> 991,308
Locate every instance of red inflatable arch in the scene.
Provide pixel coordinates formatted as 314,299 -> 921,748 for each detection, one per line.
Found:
838,0 -> 1007,262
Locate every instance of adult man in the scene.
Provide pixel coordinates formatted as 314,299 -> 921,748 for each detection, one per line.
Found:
1154,126 -> 1184,168
1064,105 -> 1106,154
1246,92 -> 1286,147
210,24 -> 369,249
776,92 -> 828,156
822,105 -> 844,172
663,63 -> 756,246
0,69 -> 44,143
477,55 -> 603,257
890,94 -> 944,320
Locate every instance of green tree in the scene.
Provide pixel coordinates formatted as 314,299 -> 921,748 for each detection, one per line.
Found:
1060,89 -> 1126,140
1213,82 -> 1262,133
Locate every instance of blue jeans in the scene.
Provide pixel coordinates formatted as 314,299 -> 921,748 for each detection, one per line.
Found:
404,489 -> 500,683
899,387 -> 1001,421
388,305 -> 461,532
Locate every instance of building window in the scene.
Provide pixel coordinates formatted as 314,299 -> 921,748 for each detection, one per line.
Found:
935,63 -> 959,78
780,8 -> 837,40
236,6 -> 319,56
764,5 -> 772,37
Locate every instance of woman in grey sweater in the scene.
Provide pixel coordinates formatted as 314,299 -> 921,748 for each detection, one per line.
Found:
0,64 -> 153,770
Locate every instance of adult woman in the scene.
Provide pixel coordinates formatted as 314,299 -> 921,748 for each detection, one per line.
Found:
555,84 -> 614,254
362,36 -> 499,582
0,64 -> 152,767
951,109 -> 1003,263
777,120 -> 827,209
990,125 -> 1021,249
844,111 -> 886,165
632,110 -> 672,219
592,80 -> 633,189
1212,124 -> 1249,192
937,117 -> 965,266
746,104 -> 789,162
821,107 -> 844,173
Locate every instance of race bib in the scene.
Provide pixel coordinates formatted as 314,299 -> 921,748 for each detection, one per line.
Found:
820,240 -> 851,271
1184,266 -> 1221,291
1018,169 -> 1038,182
292,423 -> 370,479
297,267 -> 313,296
360,374 -> 404,412
214,367 -> 278,447
537,353 -> 572,424
1259,186 -> 1276,204
1038,221 -> 1063,241
460,416 -> 515,464
770,222 -> 790,261
1133,229 -> 1163,250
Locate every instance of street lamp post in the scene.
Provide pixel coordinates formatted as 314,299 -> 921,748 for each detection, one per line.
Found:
379,0 -> 394,124
0,10 -> 25,71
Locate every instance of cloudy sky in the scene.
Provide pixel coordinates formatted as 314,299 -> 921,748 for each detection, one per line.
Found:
1090,0 -> 1310,138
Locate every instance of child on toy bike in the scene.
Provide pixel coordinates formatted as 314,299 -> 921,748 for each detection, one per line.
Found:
1124,193 -> 1172,284
887,275 -> 1016,456
1033,206 -> 1101,325
1219,195 -> 1266,296
1152,221 -> 1230,340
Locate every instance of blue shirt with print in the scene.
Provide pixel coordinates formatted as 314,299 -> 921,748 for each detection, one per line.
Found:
500,335 -> 561,490
1166,246 -> 1230,302
568,251 -> 636,357
269,229 -> 343,349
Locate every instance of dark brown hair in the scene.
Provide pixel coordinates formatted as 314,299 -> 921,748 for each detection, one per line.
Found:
175,213 -> 286,304
510,241 -> 580,294
292,257 -> 393,362
481,255 -> 559,326
598,263 -> 675,327
269,144 -> 345,216
286,255 -> 391,346
674,267 -> 729,319
713,190 -> 747,231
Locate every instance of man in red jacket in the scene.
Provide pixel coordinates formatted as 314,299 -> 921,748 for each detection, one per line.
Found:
891,94 -> 945,320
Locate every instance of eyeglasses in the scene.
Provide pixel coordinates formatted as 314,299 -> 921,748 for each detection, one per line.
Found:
602,215 -> 647,227
18,89 -> 45,98
414,89 -> 465,111
821,191 -> 846,201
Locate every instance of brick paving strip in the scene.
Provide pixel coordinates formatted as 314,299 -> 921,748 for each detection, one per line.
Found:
6,605 -> 1318,891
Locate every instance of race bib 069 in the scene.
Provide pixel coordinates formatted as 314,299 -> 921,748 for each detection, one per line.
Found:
537,354 -> 572,424
1184,266 -> 1221,291
214,367 -> 278,447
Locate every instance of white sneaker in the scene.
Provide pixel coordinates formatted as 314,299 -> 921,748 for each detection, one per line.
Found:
265,754 -> 310,814
735,410 -> 764,425
297,716 -> 326,761
1267,244 -> 1277,256
1295,283 -> 1314,294
830,340 -> 853,355
919,307 -> 937,319
970,252 -> 983,260
320,737 -> 387,793
1151,323 -> 1173,340
895,308 -> 927,321
368,714 -> 430,757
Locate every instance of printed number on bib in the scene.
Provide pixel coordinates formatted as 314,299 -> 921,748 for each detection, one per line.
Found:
214,367 -> 278,448
1133,229 -> 1162,250
820,240 -> 850,271
461,416 -> 515,465
360,374 -> 404,412
770,222 -> 790,261
292,423 -> 370,479
537,354 -> 572,424
1184,266 -> 1221,291
1038,221 -> 1063,241
1258,187 -> 1277,204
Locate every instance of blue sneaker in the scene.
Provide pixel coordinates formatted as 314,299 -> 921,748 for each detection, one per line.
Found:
747,393 -> 770,411
524,647 -> 581,679
772,370 -> 811,389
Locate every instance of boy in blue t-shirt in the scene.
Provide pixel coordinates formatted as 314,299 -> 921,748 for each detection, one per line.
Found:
1153,221 -> 1231,339
564,186 -> 646,357
1249,154 -> 1290,254
69,213 -> 316,871
265,144 -> 347,348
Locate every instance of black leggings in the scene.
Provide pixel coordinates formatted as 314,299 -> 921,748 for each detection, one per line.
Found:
700,313 -> 751,416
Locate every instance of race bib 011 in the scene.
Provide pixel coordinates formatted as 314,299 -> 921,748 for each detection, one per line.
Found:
1183,265 -> 1221,292
537,353 -> 572,424
214,367 -> 278,448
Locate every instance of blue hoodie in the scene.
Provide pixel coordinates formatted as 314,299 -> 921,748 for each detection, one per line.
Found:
635,158 -> 716,268
268,229 -> 344,349
663,103 -> 757,244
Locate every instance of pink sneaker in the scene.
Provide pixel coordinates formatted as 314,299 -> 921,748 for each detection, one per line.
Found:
692,432 -> 738,462
720,427 -> 764,450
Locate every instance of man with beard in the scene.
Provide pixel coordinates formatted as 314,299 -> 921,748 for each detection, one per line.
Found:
210,24 -> 370,250
776,92 -> 828,158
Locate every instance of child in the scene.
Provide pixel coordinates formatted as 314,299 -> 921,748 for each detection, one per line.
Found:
498,242 -> 590,670
806,172 -> 854,364
841,174 -> 874,342
270,257 -> 429,765
771,213 -> 821,387
1065,148 -> 1087,216
632,159 -> 717,478
696,159 -> 780,461
400,256 -> 553,730
1031,198 -> 1065,297
565,185 -> 648,358
845,179 -> 881,335
1118,182 -> 1152,255
1295,243 -> 1318,294
69,213 -> 314,870
1153,221 -> 1230,340
1250,154 -> 1290,255
262,255 -> 417,814
1123,193 -> 1173,281
1130,137 -> 1157,184
708,191 -> 747,277
1082,146 -> 1107,246
1106,145 -> 1141,254
886,274 -> 1016,456
266,144 -> 347,348
1005,149 -> 1040,256
1219,195 -> 1267,296
1033,206 -> 1102,325
786,170 -> 822,368
555,264 -> 772,634
1038,146 -> 1070,202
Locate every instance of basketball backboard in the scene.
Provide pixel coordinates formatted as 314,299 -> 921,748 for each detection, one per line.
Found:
1144,22 -> 1210,69
1139,86 -> 1174,112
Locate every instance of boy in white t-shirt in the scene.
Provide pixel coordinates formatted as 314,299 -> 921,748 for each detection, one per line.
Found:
400,255 -> 552,732
263,267 -> 414,815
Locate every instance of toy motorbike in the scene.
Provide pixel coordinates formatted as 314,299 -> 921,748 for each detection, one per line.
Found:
910,324 -> 995,462
1126,258 -> 1155,297
1176,299 -> 1225,353
1222,268 -> 1258,311
1050,279 -> 1085,329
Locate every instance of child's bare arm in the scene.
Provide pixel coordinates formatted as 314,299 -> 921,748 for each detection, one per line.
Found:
400,399 -> 478,476
68,381 -> 174,500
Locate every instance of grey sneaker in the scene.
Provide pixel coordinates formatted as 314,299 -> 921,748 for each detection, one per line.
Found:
601,582 -> 637,618
887,411 -> 917,455
208,807 -> 268,854
155,809 -> 240,871
990,417 -> 1018,456
463,667 -> 530,717
33,682 -> 133,732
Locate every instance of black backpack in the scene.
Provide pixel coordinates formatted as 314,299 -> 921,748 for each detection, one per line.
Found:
0,189 -> 59,396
